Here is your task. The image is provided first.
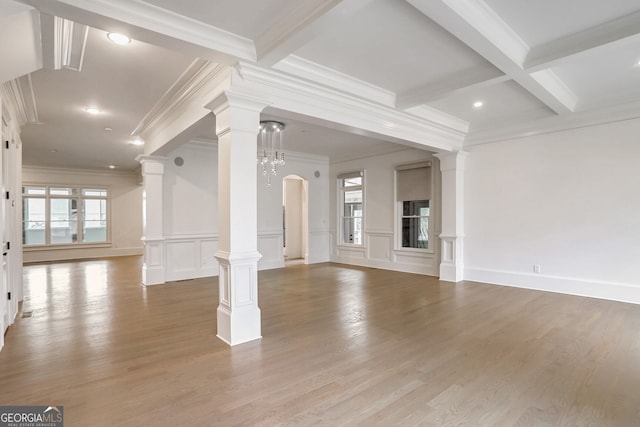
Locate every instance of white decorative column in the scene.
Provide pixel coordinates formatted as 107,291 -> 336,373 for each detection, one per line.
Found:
208,92 -> 267,346
435,151 -> 467,282
136,155 -> 167,286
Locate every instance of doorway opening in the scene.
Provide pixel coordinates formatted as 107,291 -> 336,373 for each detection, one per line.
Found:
282,175 -> 309,266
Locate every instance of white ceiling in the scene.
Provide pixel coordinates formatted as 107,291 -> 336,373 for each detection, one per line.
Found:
4,0 -> 640,171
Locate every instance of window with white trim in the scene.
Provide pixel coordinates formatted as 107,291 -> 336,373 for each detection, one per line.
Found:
22,185 -> 109,246
339,171 -> 363,245
396,162 -> 432,250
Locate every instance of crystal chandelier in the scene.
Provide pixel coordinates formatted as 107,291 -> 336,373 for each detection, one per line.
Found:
257,120 -> 286,187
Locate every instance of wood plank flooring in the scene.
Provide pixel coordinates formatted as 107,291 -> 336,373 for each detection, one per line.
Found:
1,256 -> 640,426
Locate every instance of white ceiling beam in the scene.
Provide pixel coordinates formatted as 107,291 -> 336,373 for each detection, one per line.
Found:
524,11 -> 640,71
396,69 -> 509,109
256,0 -> 376,67
407,0 -> 576,115
19,0 -> 256,64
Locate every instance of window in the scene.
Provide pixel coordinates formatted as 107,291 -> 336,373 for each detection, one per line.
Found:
339,172 -> 363,245
401,200 -> 429,248
23,185 -> 109,246
396,162 -> 432,250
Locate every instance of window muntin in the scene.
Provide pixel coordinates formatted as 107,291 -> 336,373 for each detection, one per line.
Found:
22,185 -> 109,246
339,172 -> 363,245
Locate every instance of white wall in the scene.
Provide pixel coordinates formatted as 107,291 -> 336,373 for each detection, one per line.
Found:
22,167 -> 143,263
330,149 -> 440,276
161,140 -> 330,281
464,118 -> 640,303
162,140 -> 218,281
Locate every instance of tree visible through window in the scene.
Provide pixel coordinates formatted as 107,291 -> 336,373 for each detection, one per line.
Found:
22,186 -> 109,246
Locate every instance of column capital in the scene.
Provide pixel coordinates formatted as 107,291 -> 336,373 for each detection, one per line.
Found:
207,90 -> 271,136
136,155 -> 167,175
434,151 -> 469,171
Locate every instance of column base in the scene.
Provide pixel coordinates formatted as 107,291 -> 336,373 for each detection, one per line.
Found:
439,234 -> 464,282
217,305 -> 262,346
142,264 -> 165,286
439,262 -> 463,282
215,250 -> 262,346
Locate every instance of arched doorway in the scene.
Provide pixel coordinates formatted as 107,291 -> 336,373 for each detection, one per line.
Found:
282,175 -> 309,266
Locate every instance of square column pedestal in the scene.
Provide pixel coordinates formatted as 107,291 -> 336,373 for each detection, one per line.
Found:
214,251 -> 262,345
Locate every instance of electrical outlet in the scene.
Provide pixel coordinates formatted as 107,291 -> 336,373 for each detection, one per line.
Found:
533,264 -> 541,274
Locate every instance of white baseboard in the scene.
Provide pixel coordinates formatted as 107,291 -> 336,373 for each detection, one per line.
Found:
465,267 -> 640,305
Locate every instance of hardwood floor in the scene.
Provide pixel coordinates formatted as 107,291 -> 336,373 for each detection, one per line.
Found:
1,257 -> 640,426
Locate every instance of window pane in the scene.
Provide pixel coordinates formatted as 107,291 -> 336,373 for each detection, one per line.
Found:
83,199 -> 107,242
342,217 -> 363,245
23,198 -> 46,245
23,186 -> 46,196
402,217 -> 428,249
83,189 -> 107,197
344,190 -> 362,203
50,198 -> 77,243
402,200 -> 429,216
50,187 -> 77,196
343,177 -> 362,187
343,202 -> 363,217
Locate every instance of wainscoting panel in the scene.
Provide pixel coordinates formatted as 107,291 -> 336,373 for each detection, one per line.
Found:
366,231 -> 393,263
165,234 -> 218,282
330,229 -> 439,276
258,231 -> 285,271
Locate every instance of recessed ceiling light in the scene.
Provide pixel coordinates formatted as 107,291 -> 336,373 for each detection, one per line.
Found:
130,138 -> 144,146
107,32 -> 131,45
108,165 -> 116,169
473,101 -> 484,109
85,107 -> 101,115
104,127 -> 113,132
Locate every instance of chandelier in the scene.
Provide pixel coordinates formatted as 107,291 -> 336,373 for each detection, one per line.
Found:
257,120 -> 286,187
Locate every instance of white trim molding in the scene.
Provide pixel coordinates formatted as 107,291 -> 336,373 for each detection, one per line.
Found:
465,267 -> 640,305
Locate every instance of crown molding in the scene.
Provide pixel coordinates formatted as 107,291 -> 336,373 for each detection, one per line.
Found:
403,105 -> 469,134
282,149 -> 329,165
132,59 -> 222,137
187,138 -> 217,150
53,16 -> 88,71
1,74 -> 39,126
234,62 -> 465,153
274,55 -> 396,107
133,60 -> 231,155
464,99 -> 640,146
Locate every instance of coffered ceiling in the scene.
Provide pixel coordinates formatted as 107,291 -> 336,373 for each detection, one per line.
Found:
3,0 -> 640,171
